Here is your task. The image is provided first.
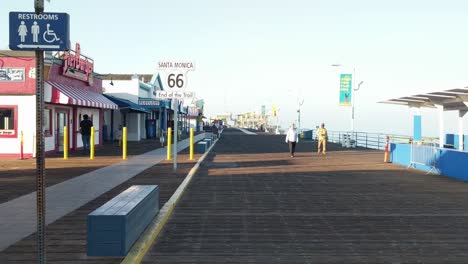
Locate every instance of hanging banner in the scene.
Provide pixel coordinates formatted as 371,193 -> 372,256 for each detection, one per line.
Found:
339,74 -> 352,106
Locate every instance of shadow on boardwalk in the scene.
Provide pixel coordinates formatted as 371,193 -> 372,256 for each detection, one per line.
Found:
0,135 -> 194,203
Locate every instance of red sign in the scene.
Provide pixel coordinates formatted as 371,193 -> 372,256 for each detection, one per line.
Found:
0,56 -> 36,95
62,43 -> 94,84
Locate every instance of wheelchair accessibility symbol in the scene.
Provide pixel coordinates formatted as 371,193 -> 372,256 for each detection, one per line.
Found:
43,24 -> 60,43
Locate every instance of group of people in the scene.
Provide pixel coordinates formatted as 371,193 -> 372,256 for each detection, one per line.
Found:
285,123 -> 328,157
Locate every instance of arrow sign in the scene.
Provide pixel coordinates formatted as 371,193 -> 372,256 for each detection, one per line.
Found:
18,44 -> 60,49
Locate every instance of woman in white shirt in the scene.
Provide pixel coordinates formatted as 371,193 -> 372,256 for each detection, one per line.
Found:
285,124 -> 299,157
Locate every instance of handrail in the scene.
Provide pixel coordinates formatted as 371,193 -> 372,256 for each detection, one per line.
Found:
305,129 -> 435,150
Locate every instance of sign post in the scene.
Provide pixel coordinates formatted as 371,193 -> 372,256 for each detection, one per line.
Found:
156,61 -> 195,171
10,3 -> 70,264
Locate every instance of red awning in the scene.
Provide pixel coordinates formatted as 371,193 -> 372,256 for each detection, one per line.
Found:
46,81 -> 118,109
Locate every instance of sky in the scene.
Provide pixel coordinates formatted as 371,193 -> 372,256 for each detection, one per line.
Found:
1,0 -> 468,137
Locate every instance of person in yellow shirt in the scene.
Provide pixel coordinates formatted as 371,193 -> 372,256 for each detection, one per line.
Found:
317,123 -> 328,155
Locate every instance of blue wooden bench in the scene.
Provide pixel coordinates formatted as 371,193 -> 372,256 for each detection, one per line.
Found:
203,138 -> 212,148
87,185 -> 159,256
196,141 -> 208,153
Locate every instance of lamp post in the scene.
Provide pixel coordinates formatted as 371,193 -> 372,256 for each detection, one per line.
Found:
297,98 -> 304,132
331,64 -> 364,132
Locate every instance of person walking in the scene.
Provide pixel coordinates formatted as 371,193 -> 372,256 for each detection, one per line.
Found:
211,122 -> 219,138
317,123 -> 328,155
159,130 -> 166,147
80,114 -> 93,153
285,123 -> 299,157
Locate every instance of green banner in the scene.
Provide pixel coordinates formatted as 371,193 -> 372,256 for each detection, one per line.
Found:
339,74 -> 352,106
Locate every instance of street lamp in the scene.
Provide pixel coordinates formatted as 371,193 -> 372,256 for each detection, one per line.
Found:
331,64 -> 364,132
297,98 -> 304,132
353,80 -> 364,131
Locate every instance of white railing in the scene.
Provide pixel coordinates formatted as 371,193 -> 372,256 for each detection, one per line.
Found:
409,142 -> 438,174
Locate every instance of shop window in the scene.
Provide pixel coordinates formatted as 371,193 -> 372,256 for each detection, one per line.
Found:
0,106 -> 17,138
44,108 -> 52,137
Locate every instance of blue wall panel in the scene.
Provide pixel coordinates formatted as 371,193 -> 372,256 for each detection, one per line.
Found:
445,134 -> 468,150
437,150 -> 468,181
391,143 -> 468,181
390,143 -> 410,166
413,115 -> 422,141
446,134 -> 455,148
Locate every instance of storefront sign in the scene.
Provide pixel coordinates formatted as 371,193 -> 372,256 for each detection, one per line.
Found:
188,106 -> 199,117
62,43 -> 94,85
138,98 -> 160,106
0,67 -> 25,82
339,74 -> 352,106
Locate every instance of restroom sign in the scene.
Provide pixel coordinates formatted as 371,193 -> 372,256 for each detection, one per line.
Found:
9,12 -> 70,51
157,61 -> 195,90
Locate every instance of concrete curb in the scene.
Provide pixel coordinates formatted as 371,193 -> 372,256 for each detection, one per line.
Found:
121,137 -> 219,264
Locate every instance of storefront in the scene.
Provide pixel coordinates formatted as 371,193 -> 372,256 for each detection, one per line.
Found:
103,94 -> 150,141
102,74 -> 171,141
0,45 -> 118,158
138,97 -> 169,139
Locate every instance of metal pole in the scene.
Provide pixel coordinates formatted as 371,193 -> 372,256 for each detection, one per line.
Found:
297,109 -> 300,132
351,67 -> 355,132
173,99 -> 178,171
189,128 -> 194,160
297,99 -> 304,132
35,3 -> 46,263
35,4 -> 45,264
35,0 -> 44,13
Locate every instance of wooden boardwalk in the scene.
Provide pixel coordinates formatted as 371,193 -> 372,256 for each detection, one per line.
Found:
143,130 -> 468,263
2,129 -> 468,263
0,150 -> 201,264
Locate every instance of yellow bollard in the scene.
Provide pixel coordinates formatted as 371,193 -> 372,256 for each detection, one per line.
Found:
167,127 -> 172,160
189,128 -> 194,160
123,127 -> 127,160
20,131 -> 24,160
90,126 -> 95,160
63,126 -> 68,160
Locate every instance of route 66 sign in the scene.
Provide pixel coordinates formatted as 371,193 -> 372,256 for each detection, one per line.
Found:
157,61 -> 195,90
